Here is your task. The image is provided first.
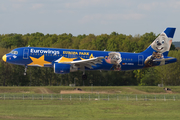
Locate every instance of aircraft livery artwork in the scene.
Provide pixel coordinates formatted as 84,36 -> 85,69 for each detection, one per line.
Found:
2,27 -> 177,80
105,52 -> 122,71
144,28 -> 174,67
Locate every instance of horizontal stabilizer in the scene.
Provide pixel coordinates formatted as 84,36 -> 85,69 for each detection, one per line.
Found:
153,57 -> 175,62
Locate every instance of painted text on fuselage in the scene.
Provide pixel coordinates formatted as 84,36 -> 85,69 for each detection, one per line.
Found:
30,49 -> 60,55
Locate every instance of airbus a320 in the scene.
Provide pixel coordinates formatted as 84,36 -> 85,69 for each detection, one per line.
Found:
2,27 -> 177,80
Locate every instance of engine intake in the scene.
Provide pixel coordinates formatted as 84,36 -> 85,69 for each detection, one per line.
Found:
54,63 -> 71,74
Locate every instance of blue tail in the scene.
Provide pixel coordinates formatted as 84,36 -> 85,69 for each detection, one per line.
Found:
142,27 -> 176,56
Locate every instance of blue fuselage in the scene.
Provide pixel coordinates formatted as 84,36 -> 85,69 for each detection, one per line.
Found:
3,47 -> 176,72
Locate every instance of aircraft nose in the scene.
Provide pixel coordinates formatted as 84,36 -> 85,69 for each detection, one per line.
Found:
2,54 -> 6,62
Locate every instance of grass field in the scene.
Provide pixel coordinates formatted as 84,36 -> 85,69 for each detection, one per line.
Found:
0,100 -> 180,120
0,86 -> 180,120
0,86 -> 179,94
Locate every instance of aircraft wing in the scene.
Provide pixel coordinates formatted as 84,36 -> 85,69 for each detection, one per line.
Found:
62,57 -> 104,69
153,57 -> 175,62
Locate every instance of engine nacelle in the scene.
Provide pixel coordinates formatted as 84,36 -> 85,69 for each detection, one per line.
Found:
54,63 -> 78,74
54,63 -> 71,74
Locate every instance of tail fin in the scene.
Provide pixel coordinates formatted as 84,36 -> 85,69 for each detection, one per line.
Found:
142,27 -> 176,56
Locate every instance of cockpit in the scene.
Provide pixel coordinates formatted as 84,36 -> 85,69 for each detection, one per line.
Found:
10,51 -> 18,54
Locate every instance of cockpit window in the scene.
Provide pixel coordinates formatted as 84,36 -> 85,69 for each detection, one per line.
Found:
10,51 -> 18,54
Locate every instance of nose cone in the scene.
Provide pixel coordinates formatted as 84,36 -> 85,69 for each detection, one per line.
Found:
2,54 -> 6,62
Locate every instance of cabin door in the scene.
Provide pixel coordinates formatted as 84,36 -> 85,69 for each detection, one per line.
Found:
138,55 -> 144,66
23,49 -> 29,59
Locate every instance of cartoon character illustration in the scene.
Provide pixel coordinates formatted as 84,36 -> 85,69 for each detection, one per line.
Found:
144,32 -> 172,67
144,51 -> 163,67
151,33 -> 171,53
105,52 -> 122,71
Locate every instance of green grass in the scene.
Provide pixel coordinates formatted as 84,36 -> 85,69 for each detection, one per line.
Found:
1,86 -> 180,94
134,86 -> 180,93
0,86 -> 180,120
133,86 -> 167,93
0,100 -> 180,120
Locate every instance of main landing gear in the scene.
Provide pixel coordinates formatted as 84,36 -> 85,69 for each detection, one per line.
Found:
24,66 -> 27,76
82,72 -> 87,80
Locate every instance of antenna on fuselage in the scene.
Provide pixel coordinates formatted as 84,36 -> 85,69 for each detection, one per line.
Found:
104,49 -> 106,51
28,45 -> 30,47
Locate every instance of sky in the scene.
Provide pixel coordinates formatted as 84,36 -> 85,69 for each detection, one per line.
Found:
1,0 -> 180,41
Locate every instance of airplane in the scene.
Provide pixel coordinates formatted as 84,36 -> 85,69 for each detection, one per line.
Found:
2,27 -> 177,80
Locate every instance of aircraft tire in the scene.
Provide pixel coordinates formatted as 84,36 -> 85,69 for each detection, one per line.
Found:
82,74 -> 87,80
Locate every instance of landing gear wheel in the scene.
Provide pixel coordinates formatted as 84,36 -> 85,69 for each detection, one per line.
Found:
82,74 -> 87,80
24,66 -> 27,76
24,72 -> 27,76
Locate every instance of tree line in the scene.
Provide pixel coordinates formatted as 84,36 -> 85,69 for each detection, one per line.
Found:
0,32 -> 179,86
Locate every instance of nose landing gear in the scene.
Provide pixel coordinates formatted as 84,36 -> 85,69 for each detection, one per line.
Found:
24,66 -> 27,76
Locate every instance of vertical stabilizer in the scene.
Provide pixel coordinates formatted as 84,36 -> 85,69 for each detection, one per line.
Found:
142,27 -> 176,56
